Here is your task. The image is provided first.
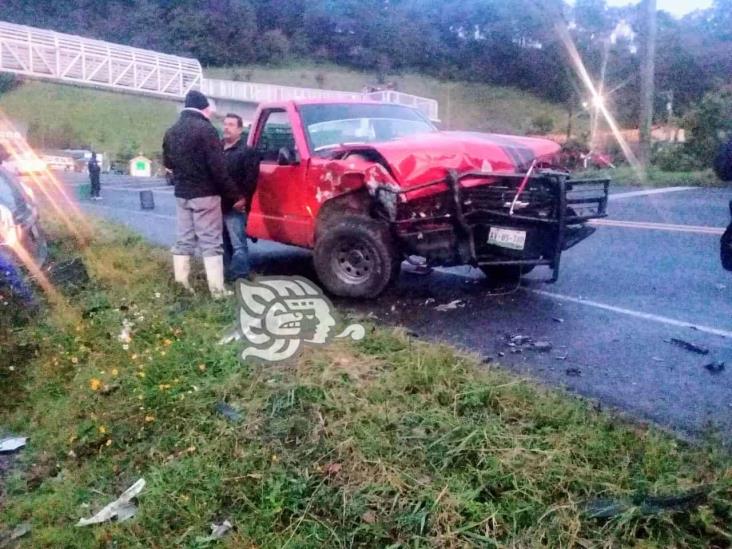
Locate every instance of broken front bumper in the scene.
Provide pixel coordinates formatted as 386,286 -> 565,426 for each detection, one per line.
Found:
385,170 -> 610,281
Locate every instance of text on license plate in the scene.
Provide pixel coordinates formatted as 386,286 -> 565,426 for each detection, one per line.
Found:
488,227 -> 526,250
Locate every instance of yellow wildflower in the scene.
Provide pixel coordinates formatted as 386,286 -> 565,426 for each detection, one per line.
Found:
89,378 -> 102,391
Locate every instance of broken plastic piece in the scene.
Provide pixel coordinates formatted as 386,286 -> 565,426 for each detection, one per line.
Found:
76,478 -> 145,526
0,437 -> 27,453
668,338 -> 709,355
196,520 -> 233,543
435,299 -> 464,312
703,361 -> 725,374
509,335 -> 532,346
532,341 -> 553,352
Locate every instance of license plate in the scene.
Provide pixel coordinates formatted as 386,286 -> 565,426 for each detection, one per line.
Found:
488,227 -> 526,250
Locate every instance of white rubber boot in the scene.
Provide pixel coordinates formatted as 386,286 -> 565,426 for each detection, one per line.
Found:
203,255 -> 232,299
173,255 -> 194,292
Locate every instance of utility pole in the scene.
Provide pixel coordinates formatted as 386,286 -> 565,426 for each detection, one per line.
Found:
638,0 -> 657,167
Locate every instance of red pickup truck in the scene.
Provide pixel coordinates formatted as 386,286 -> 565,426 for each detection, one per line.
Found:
245,100 -> 609,297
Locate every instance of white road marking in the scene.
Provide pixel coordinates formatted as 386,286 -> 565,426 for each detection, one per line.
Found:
529,289 -> 732,339
589,218 -> 725,235
609,186 -> 694,200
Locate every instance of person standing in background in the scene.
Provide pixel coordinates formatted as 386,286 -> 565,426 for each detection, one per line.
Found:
88,152 -> 101,200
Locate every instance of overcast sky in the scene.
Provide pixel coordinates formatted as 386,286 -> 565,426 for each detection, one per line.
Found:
605,0 -> 713,17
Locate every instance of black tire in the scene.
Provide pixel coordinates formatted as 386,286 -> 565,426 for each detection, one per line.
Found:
479,265 -> 535,283
714,139 -> 732,182
314,216 -> 399,298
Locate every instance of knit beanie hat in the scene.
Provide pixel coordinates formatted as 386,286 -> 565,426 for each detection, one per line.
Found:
184,90 -> 209,110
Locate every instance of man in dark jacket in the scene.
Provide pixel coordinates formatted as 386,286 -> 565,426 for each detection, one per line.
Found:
88,152 -> 101,199
221,113 -> 259,281
163,90 -> 245,298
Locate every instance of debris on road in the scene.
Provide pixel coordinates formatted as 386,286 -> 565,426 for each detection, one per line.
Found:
703,361 -> 725,374
552,317 -> 565,323
0,523 -> 31,547
0,437 -> 27,453
565,368 -> 582,377
76,478 -> 145,526
509,334 -> 531,346
555,354 -> 568,361
196,520 -> 233,543
668,338 -> 709,356
532,341 -> 553,352
583,485 -> 710,519
435,299 -> 464,312
503,334 -> 553,353
214,402 -> 244,423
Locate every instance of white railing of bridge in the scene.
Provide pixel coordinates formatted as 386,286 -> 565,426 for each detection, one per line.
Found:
0,21 -> 202,99
202,78 -> 440,121
0,20 -> 439,121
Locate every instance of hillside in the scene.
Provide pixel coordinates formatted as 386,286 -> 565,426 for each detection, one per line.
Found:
0,81 -> 177,161
208,62 -> 574,135
0,63 -> 576,160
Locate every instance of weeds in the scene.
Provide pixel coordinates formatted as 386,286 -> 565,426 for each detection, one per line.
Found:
0,217 -> 730,547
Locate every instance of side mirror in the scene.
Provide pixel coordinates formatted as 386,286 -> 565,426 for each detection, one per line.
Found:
277,147 -> 298,166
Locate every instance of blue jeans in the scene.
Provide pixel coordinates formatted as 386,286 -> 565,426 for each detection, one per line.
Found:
0,251 -> 33,303
223,210 -> 250,280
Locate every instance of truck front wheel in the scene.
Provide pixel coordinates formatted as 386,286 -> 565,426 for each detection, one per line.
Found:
314,216 -> 399,298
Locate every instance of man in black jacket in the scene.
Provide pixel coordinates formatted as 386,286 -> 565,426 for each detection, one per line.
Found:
221,113 -> 259,281
163,90 -> 245,298
88,152 -> 101,199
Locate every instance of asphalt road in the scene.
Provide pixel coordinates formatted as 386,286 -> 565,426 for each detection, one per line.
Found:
58,172 -> 732,440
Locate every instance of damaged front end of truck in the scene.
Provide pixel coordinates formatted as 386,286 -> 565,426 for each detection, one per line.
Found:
367,166 -> 610,281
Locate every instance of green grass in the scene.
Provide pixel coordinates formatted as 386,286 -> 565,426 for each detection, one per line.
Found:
207,61 -> 576,135
0,211 -> 730,547
0,81 -> 177,159
579,166 -> 724,187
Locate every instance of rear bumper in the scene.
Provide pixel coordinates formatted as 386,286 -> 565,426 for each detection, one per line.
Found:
388,170 -> 610,281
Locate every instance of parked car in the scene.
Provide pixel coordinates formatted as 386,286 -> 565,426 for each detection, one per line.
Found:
0,165 -> 48,271
241,100 -> 609,298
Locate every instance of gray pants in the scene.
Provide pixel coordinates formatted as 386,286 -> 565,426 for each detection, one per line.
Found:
171,196 -> 223,257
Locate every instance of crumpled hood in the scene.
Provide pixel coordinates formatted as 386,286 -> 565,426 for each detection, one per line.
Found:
363,131 -> 561,187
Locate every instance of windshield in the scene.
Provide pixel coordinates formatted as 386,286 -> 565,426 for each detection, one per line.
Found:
299,104 -> 436,152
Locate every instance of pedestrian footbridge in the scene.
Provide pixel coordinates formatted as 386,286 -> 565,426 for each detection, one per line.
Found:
0,20 -> 439,122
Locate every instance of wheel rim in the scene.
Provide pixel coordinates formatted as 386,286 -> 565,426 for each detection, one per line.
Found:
331,238 -> 377,285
